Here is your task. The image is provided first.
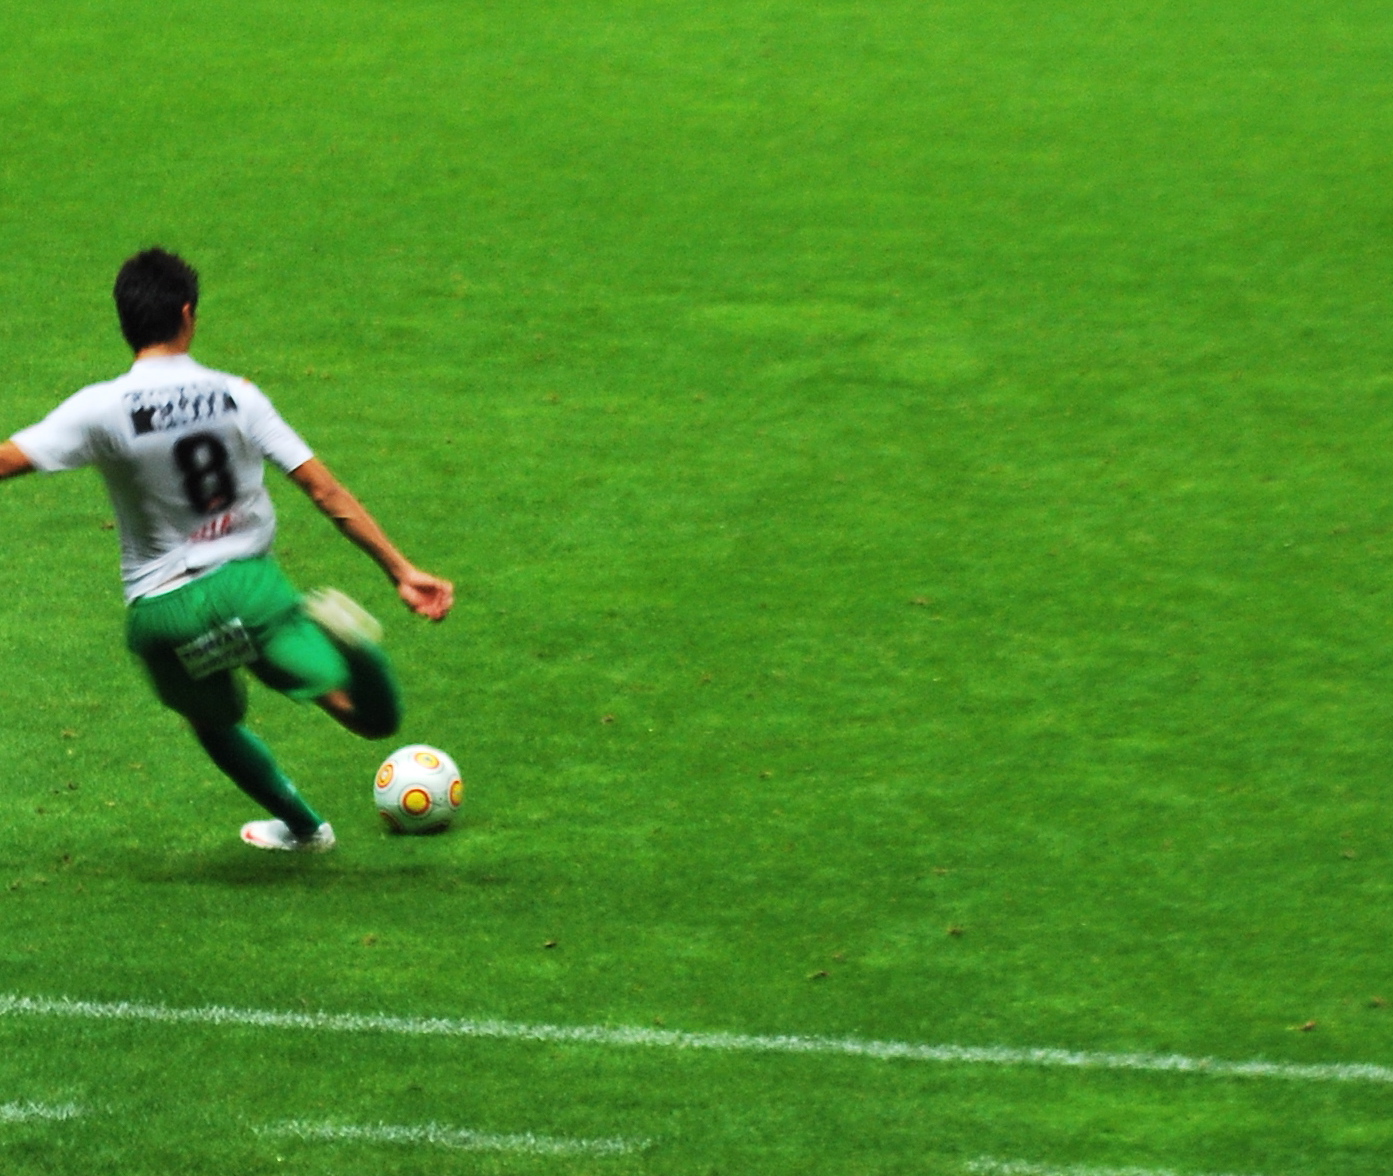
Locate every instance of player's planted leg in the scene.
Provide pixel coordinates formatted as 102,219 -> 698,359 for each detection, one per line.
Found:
192,721 -> 326,838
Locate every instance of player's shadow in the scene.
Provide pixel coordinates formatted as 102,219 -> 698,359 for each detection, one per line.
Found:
115,843 -> 493,892
92,813 -> 512,892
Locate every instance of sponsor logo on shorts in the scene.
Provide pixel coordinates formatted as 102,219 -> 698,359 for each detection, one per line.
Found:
173,617 -> 258,681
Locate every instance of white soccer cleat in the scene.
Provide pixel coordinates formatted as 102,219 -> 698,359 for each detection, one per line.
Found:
304,588 -> 384,648
240,819 -> 336,853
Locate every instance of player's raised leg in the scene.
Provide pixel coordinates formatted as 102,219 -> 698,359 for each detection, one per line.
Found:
304,588 -> 403,740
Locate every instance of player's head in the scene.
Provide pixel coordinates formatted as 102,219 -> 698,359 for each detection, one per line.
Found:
113,248 -> 200,352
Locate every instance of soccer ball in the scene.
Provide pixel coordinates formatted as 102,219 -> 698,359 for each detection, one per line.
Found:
374,744 -> 464,834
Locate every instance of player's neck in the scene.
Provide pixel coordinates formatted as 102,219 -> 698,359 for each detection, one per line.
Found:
133,341 -> 192,362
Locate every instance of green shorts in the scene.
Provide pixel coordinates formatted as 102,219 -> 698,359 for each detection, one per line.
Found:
126,556 -> 350,727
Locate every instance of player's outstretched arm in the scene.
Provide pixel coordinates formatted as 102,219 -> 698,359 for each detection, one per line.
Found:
288,457 -> 454,622
0,441 -> 35,481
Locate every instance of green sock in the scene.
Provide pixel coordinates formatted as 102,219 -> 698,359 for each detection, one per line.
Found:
339,639 -> 403,740
195,724 -> 324,836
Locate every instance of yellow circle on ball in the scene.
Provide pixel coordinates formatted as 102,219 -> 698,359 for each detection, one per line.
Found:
401,787 -> 432,816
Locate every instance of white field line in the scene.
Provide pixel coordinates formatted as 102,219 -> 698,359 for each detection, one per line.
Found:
1,993 -> 1390,1086
968,1160 -> 1264,1176
0,1101 -> 83,1123
258,1118 -> 647,1156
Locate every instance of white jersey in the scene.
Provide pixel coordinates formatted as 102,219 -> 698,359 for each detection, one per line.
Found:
12,354 -> 313,603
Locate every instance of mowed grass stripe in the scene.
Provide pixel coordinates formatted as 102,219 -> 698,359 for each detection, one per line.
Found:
257,1119 -> 648,1156
3,994 -> 1389,1086
968,1160 -> 1263,1176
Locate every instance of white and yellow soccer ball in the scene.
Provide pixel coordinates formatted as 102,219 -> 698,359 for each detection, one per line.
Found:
374,744 -> 464,833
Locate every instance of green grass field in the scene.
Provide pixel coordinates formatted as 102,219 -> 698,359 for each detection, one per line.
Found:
2,1 -> 1393,1172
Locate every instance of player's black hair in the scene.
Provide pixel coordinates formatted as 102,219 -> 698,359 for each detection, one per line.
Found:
113,248 -> 200,352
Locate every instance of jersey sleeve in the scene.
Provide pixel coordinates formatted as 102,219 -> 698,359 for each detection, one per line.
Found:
9,388 -> 103,472
236,381 -> 314,473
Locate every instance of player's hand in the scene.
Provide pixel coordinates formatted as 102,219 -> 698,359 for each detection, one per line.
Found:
397,568 -> 454,621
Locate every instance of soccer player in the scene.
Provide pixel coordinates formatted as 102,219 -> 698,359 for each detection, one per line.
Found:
0,248 -> 454,853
